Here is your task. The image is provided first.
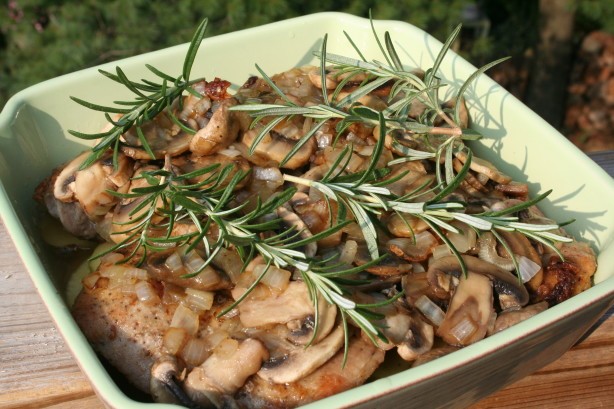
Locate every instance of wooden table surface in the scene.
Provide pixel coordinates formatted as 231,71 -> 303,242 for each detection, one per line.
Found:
1,152 -> 613,409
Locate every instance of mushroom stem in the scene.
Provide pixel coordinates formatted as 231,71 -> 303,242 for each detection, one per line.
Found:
151,356 -> 209,409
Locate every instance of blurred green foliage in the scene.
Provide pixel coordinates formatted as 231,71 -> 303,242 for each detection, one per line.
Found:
1,0 -> 613,108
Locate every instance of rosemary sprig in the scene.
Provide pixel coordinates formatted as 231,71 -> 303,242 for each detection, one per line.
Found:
282,141 -> 571,276
68,18 -> 209,169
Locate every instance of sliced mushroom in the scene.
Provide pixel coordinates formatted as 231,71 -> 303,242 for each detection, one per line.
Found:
35,166 -> 98,239
184,338 -> 269,408
453,158 -> 489,196
277,202 -> 317,258
189,98 -> 247,156
489,198 -> 524,213
73,152 -> 133,219
402,271 -> 450,303
375,308 -> 412,351
121,111 -> 193,160
397,311 -> 435,361
150,356 -> 200,407
237,281 -> 315,328
293,198 -> 343,248
287,295 -> 337,345
354,244 -> 413,277
329,91 -> 388,111
241,127 -> 316,170
307,69 -> 339,90
53,151 -> 89,202
257,325 -> 344,384
178,83 -> 212,130
53,151 -> 133,219
108,165 -> 164,244
497,230 -> 543,292
380,160 -> 431,197
427,255 -> 529,309
495,181 -> 529,200
436,271 -> 494,346
477,231 -> 516,271
388,231 -> 439,262
383,212 -> 431,238
268,67 -> 320,99
237,331 -> 385,409
490,301 -> 549,335
445,221 -> 478,254
295,165 -> 328,194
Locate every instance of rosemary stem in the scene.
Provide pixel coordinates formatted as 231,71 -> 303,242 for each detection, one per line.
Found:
283,173 -> 313,187
428,125 -> 462,136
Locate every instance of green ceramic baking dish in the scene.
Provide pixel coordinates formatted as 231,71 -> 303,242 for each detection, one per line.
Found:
0,12 -> 613,409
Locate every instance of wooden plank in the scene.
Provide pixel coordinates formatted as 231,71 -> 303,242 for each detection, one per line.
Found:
0,224 -> 101,409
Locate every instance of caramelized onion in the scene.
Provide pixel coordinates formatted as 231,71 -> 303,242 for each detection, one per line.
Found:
185,288 -> 215,311
339,240 -> 358,265
165,251 -> 184,274
518,255 -> 541,283
256,265 -> 291,292
415,295 -> 445,327
184,251 -> 207,275
171,304 -> 200,336
163,327 -> 189,355
448,317 -> 478,344
181,338 -> 210,366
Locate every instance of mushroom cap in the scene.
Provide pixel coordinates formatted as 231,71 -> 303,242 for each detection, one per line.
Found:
436,271 -> 494,346
397,312 -> 435,361
257,325 -> 344,384
241,127 -> 317,170
189,98 -> 247,156
121,111 -> 192,160
237,281 -> 315,328
184,338 -> 269,407
53,151 -> 89,202
427,254 -> 529,308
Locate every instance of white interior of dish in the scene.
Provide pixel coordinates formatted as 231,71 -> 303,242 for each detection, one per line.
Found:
1,12 -> 613,409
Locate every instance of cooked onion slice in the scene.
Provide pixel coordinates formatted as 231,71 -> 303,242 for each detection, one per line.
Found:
446,222 -> 477,253
254,264 -> 291,292
448,317 -> 478,344
185,288 -> 215,311
415,295 -> 445,327
163,327 -> 189,355
181,338 -> 210,366
171,304 -> 200,336
339,240 -> 358,265
165,251 -> 184,274
518,255 -> 541,283
184,251 -> 207,275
